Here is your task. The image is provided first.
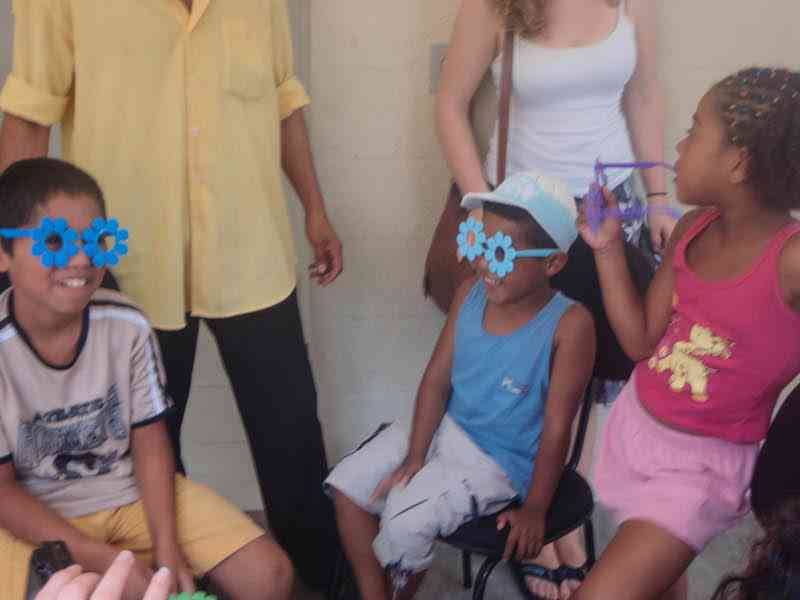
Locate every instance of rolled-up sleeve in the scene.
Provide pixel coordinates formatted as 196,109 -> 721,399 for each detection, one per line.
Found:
0,0 -> 74,125
270,0 -> 310,120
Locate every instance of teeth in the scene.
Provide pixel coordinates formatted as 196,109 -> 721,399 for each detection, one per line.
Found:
483,276 -> 500,286
61,278 -> 87,288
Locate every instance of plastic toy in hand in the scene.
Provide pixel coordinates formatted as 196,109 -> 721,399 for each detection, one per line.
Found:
583,161 -> 680,233
169,592 -> 218,600
0,217 -> 129,268
456,216 -> 558,278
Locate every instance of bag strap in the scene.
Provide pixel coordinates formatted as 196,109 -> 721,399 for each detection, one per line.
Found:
496,29 -> 514,184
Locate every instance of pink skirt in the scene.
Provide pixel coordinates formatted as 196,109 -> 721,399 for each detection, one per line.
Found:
594,375 -> 758,551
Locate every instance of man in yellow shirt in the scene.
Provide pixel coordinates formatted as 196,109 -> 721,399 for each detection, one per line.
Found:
0,0 -> 344,594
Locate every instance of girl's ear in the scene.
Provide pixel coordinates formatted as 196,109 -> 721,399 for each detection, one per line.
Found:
728,145 -> 751,185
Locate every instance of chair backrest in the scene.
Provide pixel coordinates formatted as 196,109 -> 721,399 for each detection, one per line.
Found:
566,384 -> 594,472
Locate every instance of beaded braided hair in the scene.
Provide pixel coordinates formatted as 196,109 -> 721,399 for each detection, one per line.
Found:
712,67 -> 800,210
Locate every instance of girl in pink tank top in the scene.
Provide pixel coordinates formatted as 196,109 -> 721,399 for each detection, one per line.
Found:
571,68 -> 800,600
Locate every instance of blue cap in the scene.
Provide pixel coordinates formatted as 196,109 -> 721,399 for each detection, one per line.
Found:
461,171 -> 578,252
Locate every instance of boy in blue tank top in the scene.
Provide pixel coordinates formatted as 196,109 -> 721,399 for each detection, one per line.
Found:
325,172 -> 595,600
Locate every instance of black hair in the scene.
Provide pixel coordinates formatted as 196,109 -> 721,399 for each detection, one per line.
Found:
483,201 -> 558,249
0,158 -> 106,254
712,67 -> 800,210
711,389 -> 800,600
711,498 -> 800,600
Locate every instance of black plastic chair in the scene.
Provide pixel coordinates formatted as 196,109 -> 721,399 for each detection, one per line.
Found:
438,384 -> 596,600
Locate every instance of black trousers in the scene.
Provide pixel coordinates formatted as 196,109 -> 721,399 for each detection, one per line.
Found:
156,291 -> 339,593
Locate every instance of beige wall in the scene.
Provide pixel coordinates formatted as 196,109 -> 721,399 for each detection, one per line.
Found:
307,0 -> 800,460
0,0 -> 799,506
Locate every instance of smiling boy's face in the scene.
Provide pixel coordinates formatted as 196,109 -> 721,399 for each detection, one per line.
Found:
0,192 -> 106,323
474,211 -> 562,306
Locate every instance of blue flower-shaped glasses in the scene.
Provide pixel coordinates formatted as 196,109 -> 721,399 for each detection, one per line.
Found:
33,218 -> 79,268
456,218 -> 557,279
83,218 -> 129,267
457,217 -> 486,261
0,217 -> 129,268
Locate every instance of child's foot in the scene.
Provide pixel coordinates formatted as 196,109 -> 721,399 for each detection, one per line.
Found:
554,528 -> 588,599
557,565 -> 587,599
521,543 -> 561,599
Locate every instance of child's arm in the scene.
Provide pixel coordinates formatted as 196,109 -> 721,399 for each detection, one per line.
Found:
131,419 -> 195,594
371,278 -> 474,500
498,303 -> 596,561
580,188 -> 704,361
0,462 -> 155,593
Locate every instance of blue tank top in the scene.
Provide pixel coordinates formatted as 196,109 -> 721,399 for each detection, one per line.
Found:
448,281 -> 574,497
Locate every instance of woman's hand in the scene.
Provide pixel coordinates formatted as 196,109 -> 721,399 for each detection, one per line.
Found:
35,550 -> 172,600
646,199 -> 678,253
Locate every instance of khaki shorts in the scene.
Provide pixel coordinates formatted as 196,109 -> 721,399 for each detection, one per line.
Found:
2,475 -> 265,600
325,416 -> 517,573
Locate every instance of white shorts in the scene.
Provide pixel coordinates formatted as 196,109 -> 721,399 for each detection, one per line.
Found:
324,415 -> 518,573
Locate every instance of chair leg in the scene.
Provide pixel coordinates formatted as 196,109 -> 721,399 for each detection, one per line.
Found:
462,550 -> 473,589
583,517 -> 597,569
472,557 -> 500,600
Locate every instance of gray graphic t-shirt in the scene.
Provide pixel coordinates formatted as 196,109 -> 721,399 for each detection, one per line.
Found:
0,289 -> 171,518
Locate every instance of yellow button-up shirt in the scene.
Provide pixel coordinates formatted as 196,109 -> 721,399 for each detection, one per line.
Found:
0,0 -> 310,329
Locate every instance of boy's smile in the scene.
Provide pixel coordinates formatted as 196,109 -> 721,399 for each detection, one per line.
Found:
476,212 -> 555,306
1,192 -> 106,329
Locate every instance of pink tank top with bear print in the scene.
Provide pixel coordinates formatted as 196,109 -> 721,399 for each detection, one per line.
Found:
635,209 -> 800,443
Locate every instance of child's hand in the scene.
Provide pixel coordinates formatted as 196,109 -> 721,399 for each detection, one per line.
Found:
35,550 -> 171,600
154,544 -> 195,595
74,541 -> 155,600
369,457 -> 424,502
497,505 -> 546,561
578,185 -> 624,253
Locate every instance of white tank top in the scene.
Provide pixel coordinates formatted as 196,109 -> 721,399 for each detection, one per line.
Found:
485,6 -> 637,197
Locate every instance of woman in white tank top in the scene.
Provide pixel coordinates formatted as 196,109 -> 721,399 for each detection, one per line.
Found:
437,0 -> 675,251
436,1 -> 676,599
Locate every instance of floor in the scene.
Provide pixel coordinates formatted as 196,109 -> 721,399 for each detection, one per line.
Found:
245,506 -> 757,600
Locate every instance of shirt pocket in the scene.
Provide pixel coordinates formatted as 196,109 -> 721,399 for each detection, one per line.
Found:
222,18 -> 269,100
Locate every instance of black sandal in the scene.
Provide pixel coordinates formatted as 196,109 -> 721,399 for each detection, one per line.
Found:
511,562 -> 562,600
554,563 -> 589,588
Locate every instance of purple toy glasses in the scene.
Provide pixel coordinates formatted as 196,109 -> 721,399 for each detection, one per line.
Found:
583,161 -> 680,232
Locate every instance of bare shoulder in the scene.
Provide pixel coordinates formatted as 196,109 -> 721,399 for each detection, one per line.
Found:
623,0 -> 656,22
664,208 -> 707,248
778,223 -> 800,311
459,0 -> 503,29
555,301 -> 595,344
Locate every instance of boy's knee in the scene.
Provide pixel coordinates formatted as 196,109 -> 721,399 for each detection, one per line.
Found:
374,509 -> 438,572
267,548 -> 294,599
251,541 -> 294,600
217,536 -> 294,600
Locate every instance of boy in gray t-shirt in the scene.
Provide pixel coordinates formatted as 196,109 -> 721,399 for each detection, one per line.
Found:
0,159 -> 293,600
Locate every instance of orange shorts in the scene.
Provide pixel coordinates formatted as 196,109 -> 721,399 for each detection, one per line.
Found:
2,476 -> 264,600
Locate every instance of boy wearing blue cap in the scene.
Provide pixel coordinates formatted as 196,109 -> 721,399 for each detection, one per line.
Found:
325,172 -> 596,600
